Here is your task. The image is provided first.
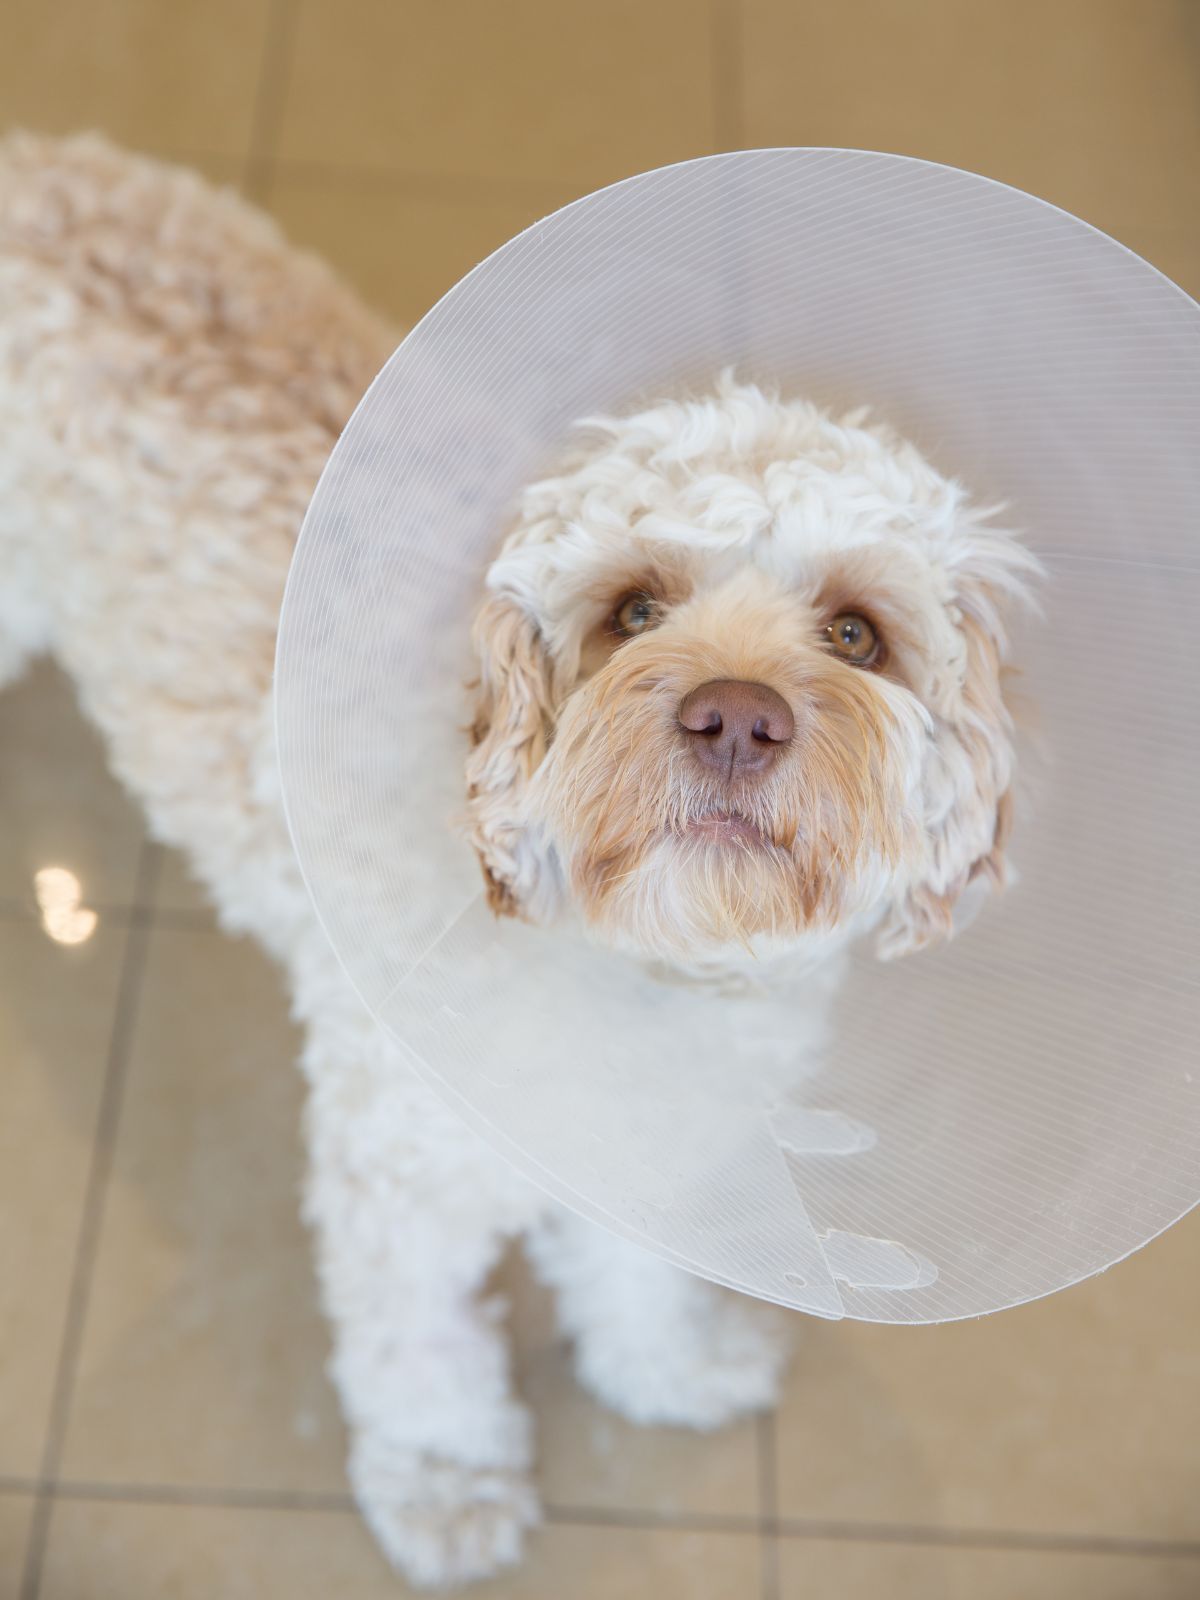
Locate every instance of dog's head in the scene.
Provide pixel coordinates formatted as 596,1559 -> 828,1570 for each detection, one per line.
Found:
465,378 -> 1039,967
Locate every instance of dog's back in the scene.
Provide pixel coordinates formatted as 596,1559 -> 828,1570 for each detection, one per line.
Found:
0,134 -> 392,948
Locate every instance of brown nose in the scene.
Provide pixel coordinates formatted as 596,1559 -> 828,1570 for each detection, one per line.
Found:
678,679 -> 795,779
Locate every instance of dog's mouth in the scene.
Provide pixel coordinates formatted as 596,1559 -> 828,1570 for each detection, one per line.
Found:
681,810 -> 769,848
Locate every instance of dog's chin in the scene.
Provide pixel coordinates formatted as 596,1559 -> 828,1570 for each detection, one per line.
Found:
570,826 -> 849,967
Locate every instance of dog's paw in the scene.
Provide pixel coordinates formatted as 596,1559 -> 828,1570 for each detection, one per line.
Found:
574,1291 -> 794,1431
350,1437 -> 541,1589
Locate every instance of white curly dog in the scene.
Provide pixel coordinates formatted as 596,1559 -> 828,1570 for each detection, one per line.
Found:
0,135 -> 1036,1587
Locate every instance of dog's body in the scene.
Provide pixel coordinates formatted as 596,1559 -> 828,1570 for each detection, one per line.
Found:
0,136 -> 1035,1587
0,136 -> 802,1587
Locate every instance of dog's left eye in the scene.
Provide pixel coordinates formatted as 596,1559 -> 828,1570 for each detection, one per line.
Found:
825,611 -> 881,666
611,592 -> 661,638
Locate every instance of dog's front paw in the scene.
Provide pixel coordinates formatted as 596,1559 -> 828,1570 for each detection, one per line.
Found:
349,1436 -> 541,1589
575,1290 -> 793,1431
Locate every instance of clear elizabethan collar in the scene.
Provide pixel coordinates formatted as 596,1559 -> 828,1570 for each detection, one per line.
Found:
275,150 -> 1200,1323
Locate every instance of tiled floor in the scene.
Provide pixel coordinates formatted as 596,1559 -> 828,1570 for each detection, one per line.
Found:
2,4 -> 1200,1597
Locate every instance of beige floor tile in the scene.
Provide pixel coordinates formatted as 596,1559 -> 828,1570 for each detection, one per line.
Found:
0,662 -> 145,911
775,1207 -> 1200,1541
40,1500 -> 759,1599
740,0 -> 1200,236
0,0 -> 273,161
39,1499 -> 392,1600
501,1254 -> 762,1520
0,920 -> 126,1477
58,925 -> 347,1493
0,1494 -> 34,1600
778,1538 -> 1200,1600
276,0 -> 716,188
265,173 -> 575,330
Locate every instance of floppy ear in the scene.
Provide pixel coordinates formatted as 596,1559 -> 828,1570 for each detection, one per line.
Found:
464,591 -> 556,918
876,539 -> 1038,960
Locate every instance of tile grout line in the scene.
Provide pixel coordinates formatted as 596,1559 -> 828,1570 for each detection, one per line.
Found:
8,1473 -> 1200,1562
711,0 -> 744,153
242,0 -> 299,203
0,899 -> 220,931
56,1481 -> 358,1515
543,1503 -> 759,1537
757,1411 -> 781,1600
137,144 -> 579,203
263,157 -> 576,203
18,842 -> 163,1600
770,1517 -> 1200,1561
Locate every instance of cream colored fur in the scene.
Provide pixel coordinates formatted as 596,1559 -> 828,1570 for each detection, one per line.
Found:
0,135 -> 801,1588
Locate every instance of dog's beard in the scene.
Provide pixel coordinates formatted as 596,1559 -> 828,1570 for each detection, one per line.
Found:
588,831 -> 847,962
528,642 -> 924,963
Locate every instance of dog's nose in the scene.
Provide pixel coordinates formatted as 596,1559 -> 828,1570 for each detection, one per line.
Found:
678,679 -> 795,778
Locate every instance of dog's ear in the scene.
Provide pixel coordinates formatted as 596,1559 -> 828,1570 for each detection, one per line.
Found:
876,538 -> 1038,960
464,591 -> 556,918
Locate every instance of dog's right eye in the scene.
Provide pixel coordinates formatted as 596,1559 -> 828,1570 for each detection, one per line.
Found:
611,592 -> 661,638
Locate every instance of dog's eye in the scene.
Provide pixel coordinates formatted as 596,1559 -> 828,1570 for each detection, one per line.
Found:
825,612 -> 881,666
611,592 -> 661,638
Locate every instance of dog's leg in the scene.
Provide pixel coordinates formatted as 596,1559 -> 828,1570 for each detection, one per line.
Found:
526,1208 -> 794,1430
300,996 -> 545,1588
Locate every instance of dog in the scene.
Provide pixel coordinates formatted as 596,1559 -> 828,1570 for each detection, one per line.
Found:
0,134 -> 1038,1588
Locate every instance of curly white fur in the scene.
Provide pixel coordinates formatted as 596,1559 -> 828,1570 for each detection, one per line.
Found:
0,136 -> 812,1588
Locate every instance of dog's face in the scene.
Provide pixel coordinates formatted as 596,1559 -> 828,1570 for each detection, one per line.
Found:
466,381 -> 1038,968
